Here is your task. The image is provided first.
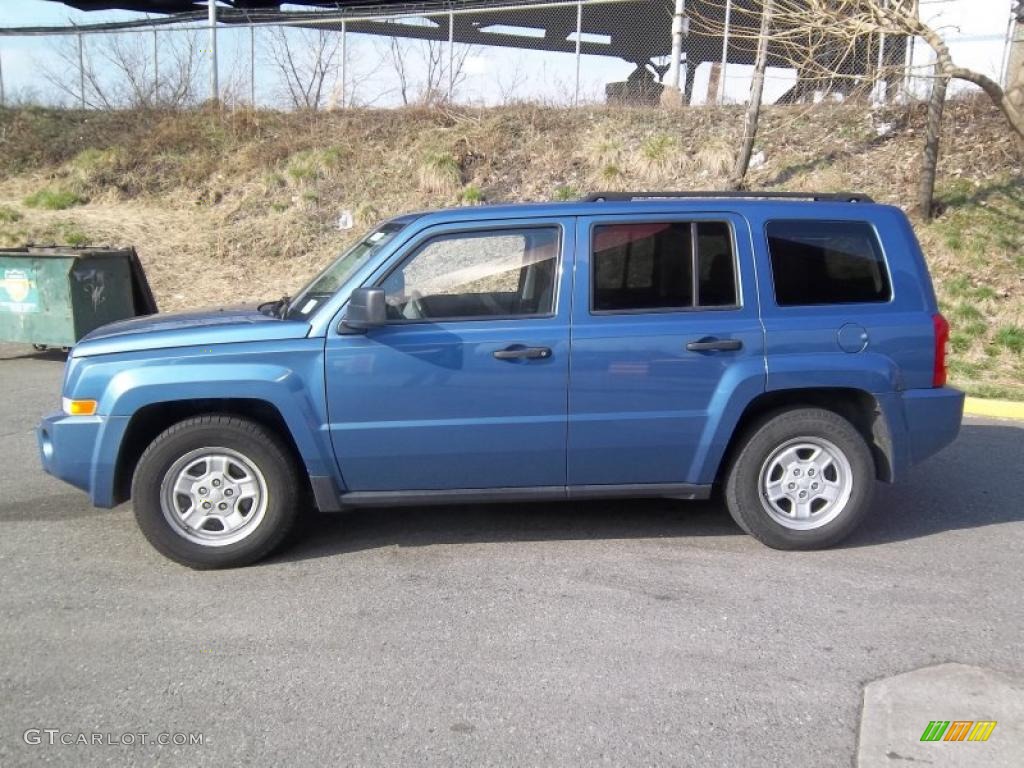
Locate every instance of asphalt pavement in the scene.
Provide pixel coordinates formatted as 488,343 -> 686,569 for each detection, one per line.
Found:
1,342 -> 1022,767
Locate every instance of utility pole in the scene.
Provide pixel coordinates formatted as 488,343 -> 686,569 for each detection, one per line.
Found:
208,0 -> 219,103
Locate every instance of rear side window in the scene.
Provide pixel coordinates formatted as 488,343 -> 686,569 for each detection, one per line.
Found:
766,220 -> 891,306
592,221 -> 737,312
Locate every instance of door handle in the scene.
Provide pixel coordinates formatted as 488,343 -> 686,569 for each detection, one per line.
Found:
493,345 -> 552,361
686,337 -> 743,352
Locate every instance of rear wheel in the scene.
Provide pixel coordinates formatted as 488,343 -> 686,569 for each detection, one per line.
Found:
132,415 -> 300,569
724,407 -> 875,549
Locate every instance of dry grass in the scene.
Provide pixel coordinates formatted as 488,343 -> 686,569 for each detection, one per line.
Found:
0,100 -> 1021,398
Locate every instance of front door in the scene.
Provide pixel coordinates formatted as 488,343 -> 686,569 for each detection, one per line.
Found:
568,213 -> 764,487
325,219 -> 574,492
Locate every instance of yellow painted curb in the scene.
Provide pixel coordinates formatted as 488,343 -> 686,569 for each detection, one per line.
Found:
963,396 -> 1024,421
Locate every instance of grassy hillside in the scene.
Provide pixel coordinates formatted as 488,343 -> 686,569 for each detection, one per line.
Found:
0,101 -> 1021,399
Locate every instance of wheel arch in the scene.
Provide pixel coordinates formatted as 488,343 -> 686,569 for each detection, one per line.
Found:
112,398 -> 309,506
714,387 -> 895,486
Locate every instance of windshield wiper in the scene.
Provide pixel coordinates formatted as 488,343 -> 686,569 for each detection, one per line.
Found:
258,295 -> 290,318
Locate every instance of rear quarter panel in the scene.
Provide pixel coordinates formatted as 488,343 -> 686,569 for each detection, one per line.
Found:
749,204 -> 938,393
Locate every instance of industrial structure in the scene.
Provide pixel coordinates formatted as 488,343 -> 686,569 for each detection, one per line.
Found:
23,0 -> 909,106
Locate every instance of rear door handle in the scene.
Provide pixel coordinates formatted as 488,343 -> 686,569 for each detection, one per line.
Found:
686,337 -> 743,352
493,345 -> 552,361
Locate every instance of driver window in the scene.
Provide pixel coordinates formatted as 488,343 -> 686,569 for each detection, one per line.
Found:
380,227 -> 560,321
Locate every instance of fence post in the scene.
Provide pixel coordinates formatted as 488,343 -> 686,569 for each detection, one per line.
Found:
718,0 -> 731,104
0,45 -> 5,108
340,20 -> 347,108
208,0 -> 219,102
574,0 -> 582,105
250,24 -> 256,106
874,0 -> 887,104
448,10 -> 455,103
668,0 -> 684,89
78,32 -> 86,109
1000,12 -> 1012,88
153,28 -> 159,103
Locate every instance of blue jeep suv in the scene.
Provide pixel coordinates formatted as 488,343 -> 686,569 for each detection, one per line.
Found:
38,192 -> 964,568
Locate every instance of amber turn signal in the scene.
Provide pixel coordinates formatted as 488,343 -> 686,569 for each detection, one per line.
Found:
62,398 -> 98,416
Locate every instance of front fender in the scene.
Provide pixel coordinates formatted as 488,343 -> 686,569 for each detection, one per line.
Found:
74,341 -> 333,507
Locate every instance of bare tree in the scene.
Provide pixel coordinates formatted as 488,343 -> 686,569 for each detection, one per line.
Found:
496,56 -> 529,105
266,27 -> 343,111
691,0 -> 1024,216
731,0 -> 774,188
39,30 -> 201,109
40,35 -> 114,109
376,36 -> 473,106
919,63 -> 949,216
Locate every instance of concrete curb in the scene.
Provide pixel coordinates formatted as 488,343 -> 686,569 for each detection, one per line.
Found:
857,663 -> 1024,768
964,397 -> 1024,421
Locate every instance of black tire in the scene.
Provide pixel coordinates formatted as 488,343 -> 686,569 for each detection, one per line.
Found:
131,415 -> 300,569
724,407 -> 875,550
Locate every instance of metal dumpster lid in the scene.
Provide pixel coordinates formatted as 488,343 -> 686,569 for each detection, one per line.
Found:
0,245 -> 133,257
0,245 -> 158,316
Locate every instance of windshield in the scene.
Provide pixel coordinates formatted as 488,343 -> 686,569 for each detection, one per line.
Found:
285,221 -> 406,319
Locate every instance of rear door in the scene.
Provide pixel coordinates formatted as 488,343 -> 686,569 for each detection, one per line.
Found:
568,212 -> 764,487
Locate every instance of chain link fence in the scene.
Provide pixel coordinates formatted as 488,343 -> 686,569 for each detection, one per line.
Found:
0,0 -> 1015,111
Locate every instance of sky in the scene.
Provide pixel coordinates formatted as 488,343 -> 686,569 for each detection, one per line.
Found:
0,0 -> 1015,109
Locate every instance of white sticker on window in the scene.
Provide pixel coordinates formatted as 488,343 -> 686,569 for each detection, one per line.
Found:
301,299 -> 318,314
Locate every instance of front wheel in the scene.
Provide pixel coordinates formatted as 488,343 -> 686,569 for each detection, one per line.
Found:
724,407 -> 875,550
131,415 -> 300,569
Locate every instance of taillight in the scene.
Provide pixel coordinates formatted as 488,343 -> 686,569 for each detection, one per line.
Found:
932,313 -> 950,387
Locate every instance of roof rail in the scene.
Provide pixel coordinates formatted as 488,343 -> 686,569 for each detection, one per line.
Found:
581,191 -> 874,203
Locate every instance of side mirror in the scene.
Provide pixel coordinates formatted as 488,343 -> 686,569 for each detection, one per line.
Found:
340,287 -> 387,334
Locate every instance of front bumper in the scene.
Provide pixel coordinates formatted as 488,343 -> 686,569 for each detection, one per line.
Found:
38,412 -> 106,501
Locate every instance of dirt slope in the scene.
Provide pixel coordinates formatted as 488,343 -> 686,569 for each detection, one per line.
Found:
0,101 -> 1021,398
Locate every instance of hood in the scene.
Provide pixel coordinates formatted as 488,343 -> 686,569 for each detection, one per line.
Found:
72,306 -> 311,358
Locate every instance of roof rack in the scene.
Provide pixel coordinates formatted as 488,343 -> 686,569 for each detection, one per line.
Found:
581,191 -> 874,203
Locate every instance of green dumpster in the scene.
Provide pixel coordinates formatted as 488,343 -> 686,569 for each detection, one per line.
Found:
0,246 -> 158,348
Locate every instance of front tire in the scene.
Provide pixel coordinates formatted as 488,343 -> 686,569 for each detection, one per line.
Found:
724,407 -> 875,550
132,415 -> 300,569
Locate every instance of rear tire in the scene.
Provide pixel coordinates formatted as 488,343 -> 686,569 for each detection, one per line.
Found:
724,407 -> 875,550
132,415 -> 300,569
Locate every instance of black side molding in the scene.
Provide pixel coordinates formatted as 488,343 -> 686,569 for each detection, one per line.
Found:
329,483 -> 712,511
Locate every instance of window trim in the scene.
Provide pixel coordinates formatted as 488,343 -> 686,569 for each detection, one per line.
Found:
764,218 -> 895,308
587,218 -> 742,315
372,223 -> 564,325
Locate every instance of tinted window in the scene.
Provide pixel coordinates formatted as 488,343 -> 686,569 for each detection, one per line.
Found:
767,220 -> 890,306
380,227 -> 559,321
697,221 -> 738,307
591,221 -> 737,312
